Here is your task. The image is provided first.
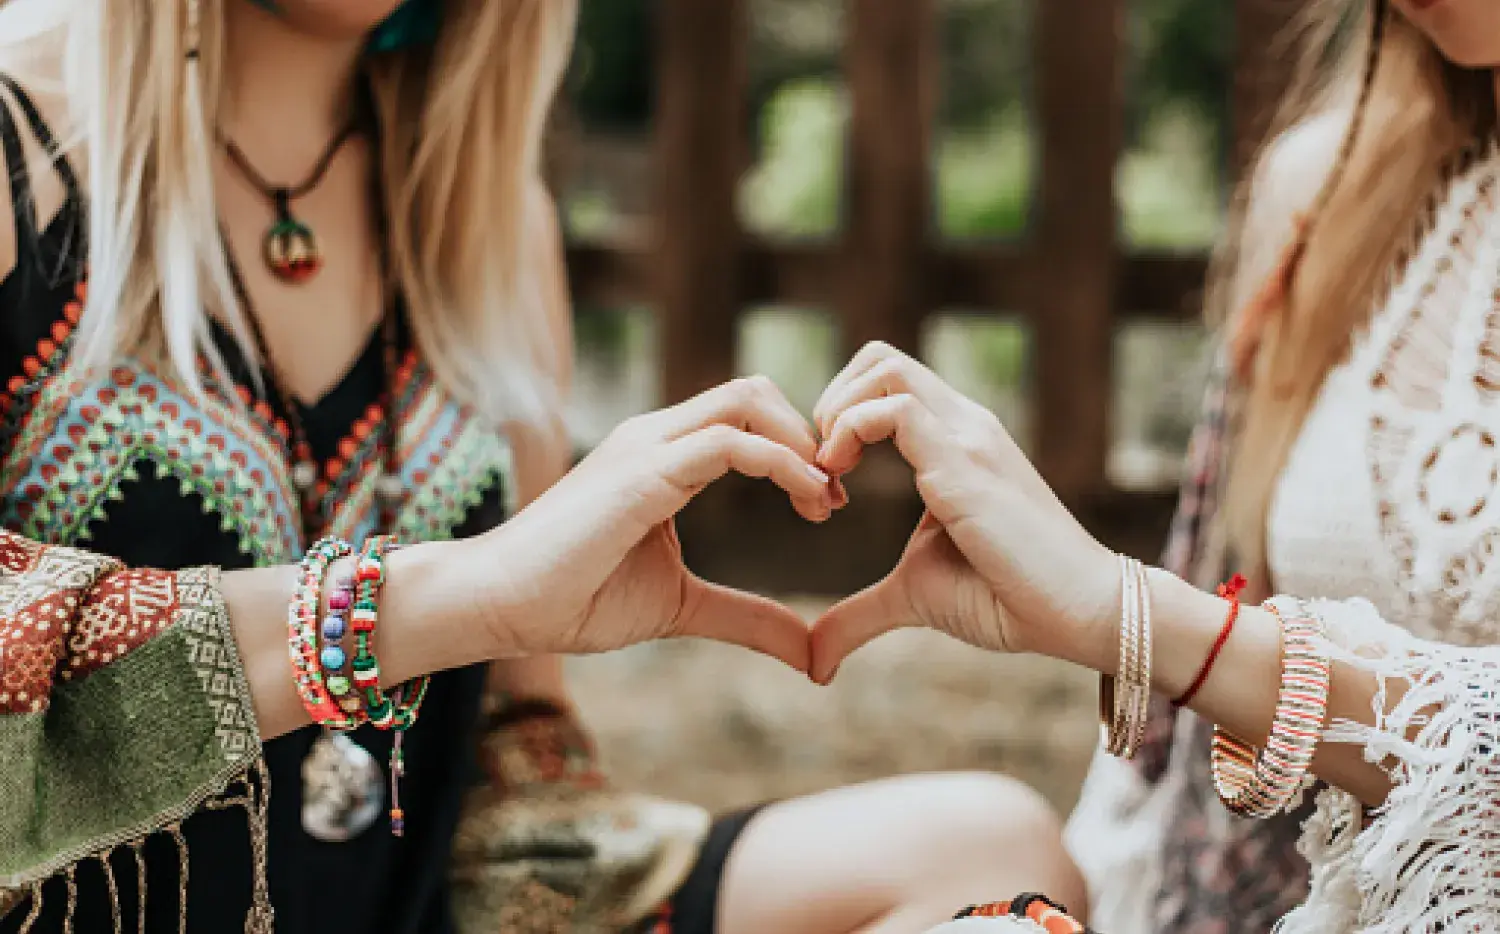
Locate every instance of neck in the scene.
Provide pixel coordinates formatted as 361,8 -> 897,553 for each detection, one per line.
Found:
221,1 -> 366,158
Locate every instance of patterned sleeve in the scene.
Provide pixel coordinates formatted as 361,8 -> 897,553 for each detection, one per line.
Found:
1277,597 -> 1500,932
0,529 -> 265,923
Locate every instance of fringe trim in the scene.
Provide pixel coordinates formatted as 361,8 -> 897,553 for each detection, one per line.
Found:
0,758 -> 275,934
1277,597 -> 1500,932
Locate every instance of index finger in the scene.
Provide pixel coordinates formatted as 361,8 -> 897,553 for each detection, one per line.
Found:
650,375 -> 819,464
814,341 -> 903,433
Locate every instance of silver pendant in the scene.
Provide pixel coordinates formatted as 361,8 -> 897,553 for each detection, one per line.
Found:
301,731 -> 385,843
375,471 -> 404,506
292,459 -> 319,493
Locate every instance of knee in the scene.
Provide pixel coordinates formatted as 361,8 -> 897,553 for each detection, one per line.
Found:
895,772 -> 1086,918
907,772 -> 1063,850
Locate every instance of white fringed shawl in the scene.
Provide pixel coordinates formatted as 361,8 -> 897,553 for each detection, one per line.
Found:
1279,597 -> 1500,932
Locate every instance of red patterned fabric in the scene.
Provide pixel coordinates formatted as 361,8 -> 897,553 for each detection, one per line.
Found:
0,528 -> 179,713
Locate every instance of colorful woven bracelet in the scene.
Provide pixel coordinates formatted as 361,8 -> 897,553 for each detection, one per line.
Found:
1210,597 -> 1330,819
953,893 -> 1089,933
289,537 -> 356,728
350,535 -> 429,730
318,574 -> 364,727
350,534 -> 428,836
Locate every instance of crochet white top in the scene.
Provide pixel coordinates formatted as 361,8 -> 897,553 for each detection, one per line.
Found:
1268,145 -> 1500,648
1069,146 -> 1500,933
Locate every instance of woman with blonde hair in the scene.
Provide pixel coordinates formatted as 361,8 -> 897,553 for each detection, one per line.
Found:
0,1 -> 1037,931
1064,0 -> 1500,928
809,0 -> 1500,930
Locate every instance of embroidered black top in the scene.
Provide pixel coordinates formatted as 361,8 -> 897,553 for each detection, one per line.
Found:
0,76 -> 512,934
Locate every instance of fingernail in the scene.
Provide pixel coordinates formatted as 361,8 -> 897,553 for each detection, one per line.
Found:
806,463 -> 829,484
830,478 -> 849,508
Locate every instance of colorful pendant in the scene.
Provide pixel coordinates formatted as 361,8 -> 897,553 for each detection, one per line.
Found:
264,188 -> 323,284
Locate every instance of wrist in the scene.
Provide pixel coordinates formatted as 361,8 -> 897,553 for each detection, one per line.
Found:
1038,545 -> 1127,674
378,538 -> 519,679
1144,566 -> 1243,701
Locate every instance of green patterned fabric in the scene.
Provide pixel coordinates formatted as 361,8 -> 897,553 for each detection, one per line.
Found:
0,543 -> 267,922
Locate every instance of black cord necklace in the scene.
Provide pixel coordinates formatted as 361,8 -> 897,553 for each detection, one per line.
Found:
219,124 -> 357,284
219,109 -> 405,543
224,247 -> 404,544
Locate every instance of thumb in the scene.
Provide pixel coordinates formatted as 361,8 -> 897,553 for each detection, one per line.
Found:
809,572 -> 915,685
675,576 -> 812,674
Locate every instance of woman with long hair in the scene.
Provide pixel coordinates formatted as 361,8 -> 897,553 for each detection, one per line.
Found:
809,0 -> 1500,930
1064,0 -> 1500,929
0,1 -> 1045,932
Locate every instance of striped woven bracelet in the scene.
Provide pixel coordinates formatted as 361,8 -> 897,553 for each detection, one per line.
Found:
1210,597 -> 1330,819
289,537 -> 358,729
350,534 -> 429,836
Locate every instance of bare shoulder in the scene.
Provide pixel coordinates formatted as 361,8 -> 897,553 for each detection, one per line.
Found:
1251,110 -> 1346,217
0,44 -> 73,283
1225,111 -> 1346,312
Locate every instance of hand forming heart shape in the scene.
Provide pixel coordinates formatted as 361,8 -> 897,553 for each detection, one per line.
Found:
479,346 -> 1118,686
804,342 -> 1120,685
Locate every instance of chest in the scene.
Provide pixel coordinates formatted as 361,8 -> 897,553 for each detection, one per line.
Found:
1268,162 -> 1500,644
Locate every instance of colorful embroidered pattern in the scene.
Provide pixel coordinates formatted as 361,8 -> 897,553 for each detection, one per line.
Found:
0,531 -> 116,713
67,566 -> 181,680
0,535 -> 189,714
0,558 -> 263,889
0,309 -> 514,565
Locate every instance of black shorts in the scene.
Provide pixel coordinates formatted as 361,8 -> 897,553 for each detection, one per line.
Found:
640,805 -> 768,934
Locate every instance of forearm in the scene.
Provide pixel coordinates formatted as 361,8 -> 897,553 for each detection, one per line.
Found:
481,411 -> 579,711
1148,570 -> 1392,804
224,537 -> 499,739
1063,568 -> 1393,806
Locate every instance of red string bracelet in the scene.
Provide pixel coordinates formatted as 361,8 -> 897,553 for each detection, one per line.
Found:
1172,573 -> 1248,708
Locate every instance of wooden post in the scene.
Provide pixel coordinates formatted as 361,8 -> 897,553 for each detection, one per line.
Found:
654,0 -> 746,403
1032,0 -> 1124,500
840,0 -> 936,356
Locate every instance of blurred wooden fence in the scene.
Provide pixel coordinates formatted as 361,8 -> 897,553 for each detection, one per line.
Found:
563,0 -> 1298,595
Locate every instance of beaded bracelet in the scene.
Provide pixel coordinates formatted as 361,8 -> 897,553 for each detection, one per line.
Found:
319,574 -> 364,725
1210,597 -> 1330,819
290,537 -> 357,729
952,893 -> 1088,933
1100,555 -> 1152,759
350,534 -> 429,836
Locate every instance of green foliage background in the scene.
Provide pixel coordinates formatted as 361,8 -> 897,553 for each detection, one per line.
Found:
565,0 -> 1227,455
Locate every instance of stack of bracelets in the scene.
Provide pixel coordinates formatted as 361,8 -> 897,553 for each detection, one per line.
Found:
1099,555 -> 1332,820
289,534 -> 429,836
1098,555 -> 1151,759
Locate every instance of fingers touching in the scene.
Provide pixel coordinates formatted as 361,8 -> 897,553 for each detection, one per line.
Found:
807,574 -> 914,684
